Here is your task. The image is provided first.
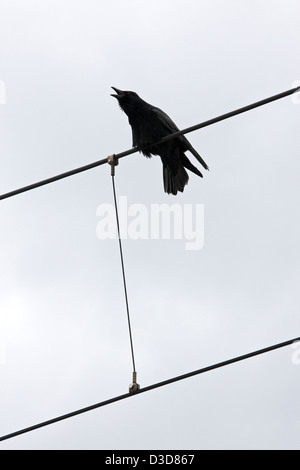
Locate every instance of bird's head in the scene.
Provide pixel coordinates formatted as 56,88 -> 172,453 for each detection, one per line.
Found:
111,87 -> 144,115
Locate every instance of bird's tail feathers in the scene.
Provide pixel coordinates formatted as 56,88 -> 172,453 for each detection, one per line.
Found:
181,153 -> 203,178
163,164 -> 189,195
185,141 -> 209,171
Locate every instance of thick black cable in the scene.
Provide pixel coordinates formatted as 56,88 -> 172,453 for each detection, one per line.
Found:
111,173 -> 136,373
0,336 -> 298,442
0,86 -> 299,201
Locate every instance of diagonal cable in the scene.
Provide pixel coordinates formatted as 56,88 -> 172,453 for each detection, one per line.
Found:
0,336 -> 298,442
111,172 -> 136,373
0,86 -> 299,201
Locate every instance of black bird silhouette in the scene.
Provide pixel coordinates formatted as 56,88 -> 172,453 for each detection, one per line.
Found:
111,87 -> 209,195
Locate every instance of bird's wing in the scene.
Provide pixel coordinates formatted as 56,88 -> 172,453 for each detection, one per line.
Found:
152,107 -> 209,171
132,127 -> 137,147
152,106 -> 179,134
128,117 -> 139,147
182,137 -> 209,171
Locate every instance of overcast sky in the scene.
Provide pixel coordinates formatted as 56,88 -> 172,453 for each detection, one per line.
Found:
0,0 -> 300,450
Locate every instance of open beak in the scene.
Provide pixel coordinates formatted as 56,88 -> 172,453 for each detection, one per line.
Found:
111,87 -> 125,99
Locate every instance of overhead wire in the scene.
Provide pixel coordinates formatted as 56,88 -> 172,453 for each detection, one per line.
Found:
0,86 -> 299,201
0,87 -> 299,442
0,336 -> 299,442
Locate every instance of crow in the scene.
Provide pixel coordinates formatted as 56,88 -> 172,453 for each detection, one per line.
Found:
111,87 -> 209,195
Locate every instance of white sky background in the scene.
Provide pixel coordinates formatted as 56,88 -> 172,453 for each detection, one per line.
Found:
0,0 -> 300,449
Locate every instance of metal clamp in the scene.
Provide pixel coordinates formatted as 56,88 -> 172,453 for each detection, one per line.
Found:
129,371 -> 140,394
107,154 -> 119,176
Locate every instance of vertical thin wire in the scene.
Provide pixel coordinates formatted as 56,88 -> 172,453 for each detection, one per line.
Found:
111,174 -> 136,373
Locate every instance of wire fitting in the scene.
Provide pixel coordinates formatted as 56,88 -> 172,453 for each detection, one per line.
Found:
129,371 -> 140,394
107,154 -> 119,176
